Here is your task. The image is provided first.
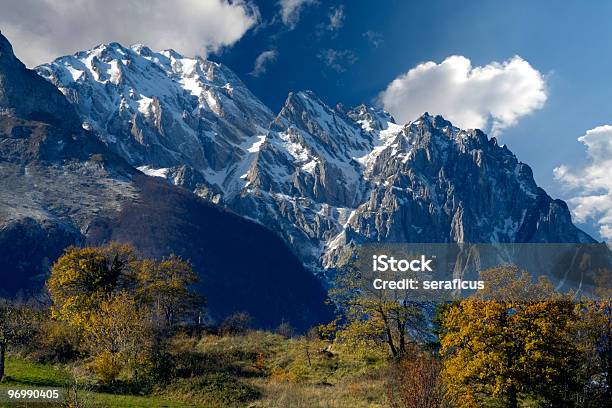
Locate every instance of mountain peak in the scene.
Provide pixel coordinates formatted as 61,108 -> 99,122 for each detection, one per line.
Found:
276,90 -> 334,127
0,31 -> 15,59
159,48 -> 184,60
0,32 -> 80,129
411,112 -> 454,128
347,104 -> 395,132
129,43 -> 153,56
36,39 -> 274,183
283,90 -> 325,108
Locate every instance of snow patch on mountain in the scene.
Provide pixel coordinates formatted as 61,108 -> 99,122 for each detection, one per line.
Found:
36,43 -> 596,275
36,42 -> 274,199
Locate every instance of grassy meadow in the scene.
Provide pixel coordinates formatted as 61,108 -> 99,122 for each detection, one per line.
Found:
0,331 -> 388,408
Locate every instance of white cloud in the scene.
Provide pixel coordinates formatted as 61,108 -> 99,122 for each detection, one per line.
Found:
250,49 -> 278,77
554,125 -> 612,241
363,30 -> 383,48
0,0 -> 259,67
279,0 -> 317,29
317,49 -> 357,72
327,6 -> 345,31
379,55 -> 547,134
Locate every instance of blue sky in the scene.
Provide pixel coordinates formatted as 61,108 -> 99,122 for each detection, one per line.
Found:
2,0 -> 610,241
215,0 -> 612,240
216,0 -> 610,171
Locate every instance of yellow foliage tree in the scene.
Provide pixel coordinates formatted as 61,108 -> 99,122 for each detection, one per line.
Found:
86,291 -> 152,382
48,243 -> 203,330
47,243 -> 137,326
135,254 -> 204,329
439,266 -> 582,408
47,243 -> 205,382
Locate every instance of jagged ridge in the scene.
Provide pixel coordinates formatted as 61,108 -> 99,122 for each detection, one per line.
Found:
36,43 -> 596,276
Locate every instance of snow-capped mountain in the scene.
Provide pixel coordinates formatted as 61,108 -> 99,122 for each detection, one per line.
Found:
36,43 -> 596,274
37,42 -> 274,202
235,92 -> 594,272
0,33 -> 333,328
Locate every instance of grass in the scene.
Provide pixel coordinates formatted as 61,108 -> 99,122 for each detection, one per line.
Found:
1,357 -> 70,387
249,375 -> 387,408
0,357 -> 211,408
0,332 -> 389,408
190,331 -> 388,407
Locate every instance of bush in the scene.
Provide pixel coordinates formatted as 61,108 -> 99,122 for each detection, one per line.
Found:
164,372 -> 260,406
30,320 -> 82,364
387,351 -> 453,408
131,349 -> 175,386
219,312 -> 251,336
268,337 -> 339,385
92,351 -> 123,384
275,321 -> 295,339
172,350 -> 219,378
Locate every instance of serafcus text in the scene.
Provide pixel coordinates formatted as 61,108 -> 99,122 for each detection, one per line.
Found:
372,254 -> 433,272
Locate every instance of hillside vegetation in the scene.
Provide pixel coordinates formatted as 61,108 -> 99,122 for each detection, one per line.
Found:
0,244 -> 609,407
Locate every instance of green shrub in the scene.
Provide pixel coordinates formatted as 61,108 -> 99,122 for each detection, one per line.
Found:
164,372 -> 260,406
30,320 -> 82,364
132,349 -> 175,386
219,312 -> 251,336
171,350 -> 220,377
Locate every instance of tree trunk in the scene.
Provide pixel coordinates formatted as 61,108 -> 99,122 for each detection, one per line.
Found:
396,314 -> 406,356
508,384 -> 518,408
0,342 -> 6,381
380,311 -> 398,358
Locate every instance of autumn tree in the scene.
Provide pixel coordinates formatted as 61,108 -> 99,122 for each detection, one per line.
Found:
330,265 -> 424,358
439,266 -> 582,408
86,292 -> 152,383
135,255 -> 204,329
47,243 -> 138,326
47,243 -> 205,382
48,243 -> 203,331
